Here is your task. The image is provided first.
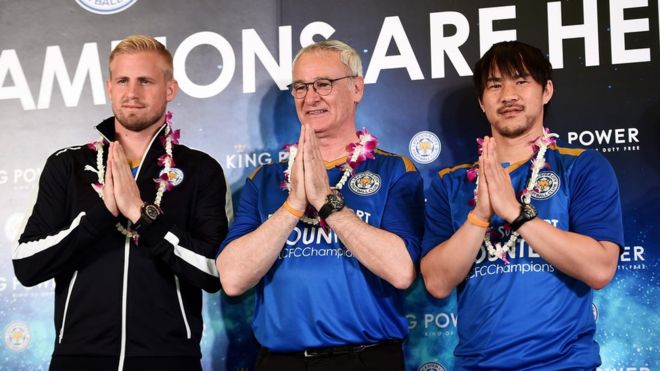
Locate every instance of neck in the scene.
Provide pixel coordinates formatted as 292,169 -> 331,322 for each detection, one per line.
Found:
114,121 -> 163,164
492,126 -> 545,164
315,124 -> 359,162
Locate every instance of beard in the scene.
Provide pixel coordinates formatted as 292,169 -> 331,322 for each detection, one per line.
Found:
493,104 -> 535,138
114,102 -> 166,133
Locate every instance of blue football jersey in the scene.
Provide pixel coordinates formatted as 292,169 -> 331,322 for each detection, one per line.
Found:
423,143 -> 624,370
221,149 -> 425,352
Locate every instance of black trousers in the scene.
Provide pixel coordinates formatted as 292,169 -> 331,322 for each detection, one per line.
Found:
49,356 -> 202,371
255,341 -> 405,371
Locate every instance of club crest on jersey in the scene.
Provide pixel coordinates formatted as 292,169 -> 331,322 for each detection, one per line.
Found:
531,171 -> 560,200
349,171 -> 381,196
159,167 -> 184,186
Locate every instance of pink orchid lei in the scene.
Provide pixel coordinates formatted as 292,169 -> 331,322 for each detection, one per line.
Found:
468,128 -> 558,264
87,111 -> 179,243
281,128 -> 378,226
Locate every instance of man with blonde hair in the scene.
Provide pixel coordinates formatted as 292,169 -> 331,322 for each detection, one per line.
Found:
217,39 -> 424,370
13,35 -> 228,371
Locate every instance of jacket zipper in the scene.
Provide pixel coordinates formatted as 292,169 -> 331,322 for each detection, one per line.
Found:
58,270 -> 78,343
174,276 -> 192,339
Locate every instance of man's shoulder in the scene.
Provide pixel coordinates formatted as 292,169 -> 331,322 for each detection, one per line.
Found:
373,148 -> 417,173
437,162 -> 475,179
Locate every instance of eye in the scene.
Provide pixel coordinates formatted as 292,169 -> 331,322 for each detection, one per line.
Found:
116,78 -> 128,85
487,82 -> 501,89
315,80 -> 332,89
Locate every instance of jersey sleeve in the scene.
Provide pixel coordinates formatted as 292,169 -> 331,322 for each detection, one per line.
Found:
381,170 -> 425,264
422,172 -> 454,257
568,150 -> 624,247
216,176 -> 262,255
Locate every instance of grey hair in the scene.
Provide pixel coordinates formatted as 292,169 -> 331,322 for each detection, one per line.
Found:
293,39 -> 363,77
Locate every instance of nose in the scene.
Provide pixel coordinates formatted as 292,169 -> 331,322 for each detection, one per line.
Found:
303,85 -> 321,104
500,82 -> 519,103
126,81 -> 140,99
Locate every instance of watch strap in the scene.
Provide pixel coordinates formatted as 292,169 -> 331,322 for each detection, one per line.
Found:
510,203 -> 537,231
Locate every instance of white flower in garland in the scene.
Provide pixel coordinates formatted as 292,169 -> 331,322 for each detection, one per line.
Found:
280,128 -> 378,226
470,128 -> 558,264
87,111 -> 179,243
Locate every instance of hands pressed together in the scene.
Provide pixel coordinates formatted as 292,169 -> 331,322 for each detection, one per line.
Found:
286,124 -> 334,213
102,142 -> 145,223
473,136 -> 522,224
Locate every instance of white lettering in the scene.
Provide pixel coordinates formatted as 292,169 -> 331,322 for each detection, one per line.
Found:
174,31 -> 236,98
479,6 -> 517,56
610,0 -> 651,64
429,11 -> 472,78
0,49 -> 36,110
242,26 -> 292,93
37,43 -> 105,109
547,0 -> 600,68
299,21 -> 336,47
365,16 -> 424,83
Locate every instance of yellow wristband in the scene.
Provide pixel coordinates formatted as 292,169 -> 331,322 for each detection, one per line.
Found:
467,212 -> 489,228
283,201 -> 304,218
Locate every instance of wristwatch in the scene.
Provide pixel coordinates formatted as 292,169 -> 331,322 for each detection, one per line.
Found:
510,203 -> 537,231
317,190 -> 345,220
133,203 -> 162,231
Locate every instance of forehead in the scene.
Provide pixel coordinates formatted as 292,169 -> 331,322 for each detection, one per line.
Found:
486,60 -> 529,79
109,51 -> 166,76
292,50 -> 349,81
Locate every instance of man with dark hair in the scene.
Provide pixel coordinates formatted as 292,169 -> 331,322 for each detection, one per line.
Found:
421,41 -> 623,369
13,35 -> 227,371
217,40 -> 424,370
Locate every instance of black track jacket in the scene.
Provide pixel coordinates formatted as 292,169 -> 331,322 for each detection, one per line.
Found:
13,117 -> 227,362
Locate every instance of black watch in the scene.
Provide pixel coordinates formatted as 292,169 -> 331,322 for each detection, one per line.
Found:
133,203 -> 162,231
318,191 -> 345,220
510,203 -> 537,231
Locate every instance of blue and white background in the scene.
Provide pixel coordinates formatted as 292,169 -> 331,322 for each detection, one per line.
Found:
0,0 -> 657,370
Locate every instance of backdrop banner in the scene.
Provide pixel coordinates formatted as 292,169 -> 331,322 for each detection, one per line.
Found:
1,1 -> 657,370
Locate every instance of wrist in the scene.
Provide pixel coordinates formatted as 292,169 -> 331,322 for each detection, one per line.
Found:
127,203 -> 142,223
282,201 -> 304,218
467,212 -> 489,228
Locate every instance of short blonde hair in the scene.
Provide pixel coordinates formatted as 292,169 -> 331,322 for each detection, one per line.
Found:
293,39 -> 363,77
109,35 -> 173,79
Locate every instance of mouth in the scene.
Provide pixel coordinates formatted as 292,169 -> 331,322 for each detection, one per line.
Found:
122,104 -> 145,110
305,108 -> 328,116
498,105 -> 524,116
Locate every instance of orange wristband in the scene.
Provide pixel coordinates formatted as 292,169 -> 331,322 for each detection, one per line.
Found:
467,212 -> 489,228
283,201 -> 304,218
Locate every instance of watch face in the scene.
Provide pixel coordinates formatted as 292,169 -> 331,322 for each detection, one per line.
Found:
144,204 -> 161,220
523,203 -> 537,218
328,192 -> 345,209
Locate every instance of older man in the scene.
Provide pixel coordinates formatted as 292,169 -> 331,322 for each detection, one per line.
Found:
217,40 -> 424,370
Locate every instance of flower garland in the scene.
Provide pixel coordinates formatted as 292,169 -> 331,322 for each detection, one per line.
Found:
280,128 -> 378,226
87,111 -> 179,243
469,128 -> 558,264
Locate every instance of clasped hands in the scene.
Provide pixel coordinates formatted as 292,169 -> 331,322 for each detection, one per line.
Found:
473,136 -> 524,224
286,124 -> 335,213
102,142 -> 144,224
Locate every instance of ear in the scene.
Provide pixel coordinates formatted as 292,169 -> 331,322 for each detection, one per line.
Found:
477,97 -> 485,113
105,79 -> 112,100
542,80 -> 554,105
166,79 -> 179,102
352,76 -> 364,104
